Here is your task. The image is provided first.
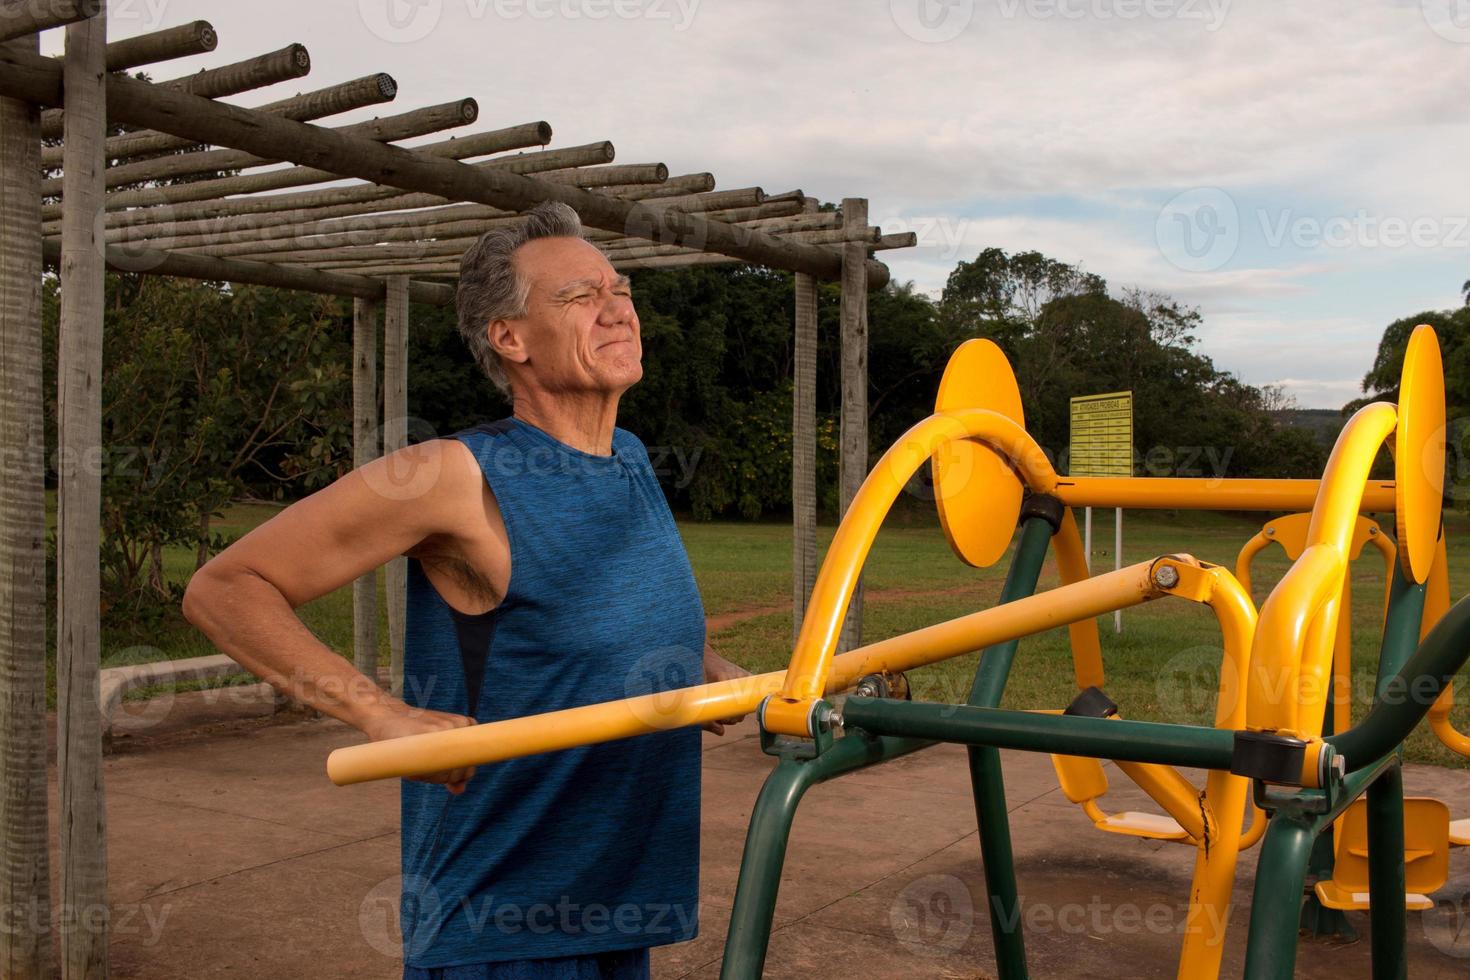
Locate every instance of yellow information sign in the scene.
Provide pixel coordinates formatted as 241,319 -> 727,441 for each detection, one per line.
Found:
1070,391 -> 1133,477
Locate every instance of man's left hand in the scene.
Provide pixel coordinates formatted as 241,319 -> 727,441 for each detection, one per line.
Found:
703,645 -> 751,736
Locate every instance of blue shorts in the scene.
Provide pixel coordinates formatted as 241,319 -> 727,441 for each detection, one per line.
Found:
403,947 -> 651,980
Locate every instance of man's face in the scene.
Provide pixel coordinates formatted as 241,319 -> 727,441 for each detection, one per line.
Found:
498,236 -> 643,396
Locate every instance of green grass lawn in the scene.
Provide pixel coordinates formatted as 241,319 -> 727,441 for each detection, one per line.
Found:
96,499 -> 1470,766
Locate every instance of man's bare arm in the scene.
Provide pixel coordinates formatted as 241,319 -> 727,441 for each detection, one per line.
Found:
183,440 -> 495,788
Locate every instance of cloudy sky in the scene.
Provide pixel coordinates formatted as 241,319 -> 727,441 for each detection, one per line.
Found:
51,0 -> 1470,407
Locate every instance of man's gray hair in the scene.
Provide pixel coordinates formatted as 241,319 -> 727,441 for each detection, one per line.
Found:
456,201 -> 584,394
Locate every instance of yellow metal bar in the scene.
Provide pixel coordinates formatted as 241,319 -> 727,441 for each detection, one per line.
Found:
1113,760 -> 1206,839
1145,560 -> 1258,979
1246,403 -> 1399,737
1233,530 -> 1270,601
1331,577 -> 1353,738
1053,506 -> 1105,689
1055,476 -> 1397,512
1423,534 -> 1470,757
327,558 -> 1168,784
766,408 -> 1061,733
1181,761 -> 1252,977
1429,683 -> 1470,757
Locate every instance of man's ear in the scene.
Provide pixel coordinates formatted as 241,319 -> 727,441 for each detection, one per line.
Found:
487,317 -> 529,367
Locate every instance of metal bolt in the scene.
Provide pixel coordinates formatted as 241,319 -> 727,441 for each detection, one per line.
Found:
1368,525 -> 1378,536
1154,565 -> 1180,589
1265,527 -> 1274,536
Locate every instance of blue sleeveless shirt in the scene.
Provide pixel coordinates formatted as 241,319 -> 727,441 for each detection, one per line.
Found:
398,417 -> 705,968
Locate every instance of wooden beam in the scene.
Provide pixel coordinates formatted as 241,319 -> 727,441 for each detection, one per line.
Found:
48,123 -> 565,218
0,49 -> 885,283
352,297 -> 380,683
73,125 -> 558,231
38,235 -> 455,305
531,161 -> 665,189
382,276 -> 409,698
90,177 -> 745,253
286,224 -> 877,268
594,171 -> 715,200
111,158 -> 660,258
96,19 -> 215,71
212,191 -> 781,261
55,14 -> 108,975
43,97 -> 480,194
0,32 -> 55,980
837,197 -> 869,652
44,72 -> 398,167
41,41 -> 312,138
53,130 -> 581,223
0,0 -> 99,44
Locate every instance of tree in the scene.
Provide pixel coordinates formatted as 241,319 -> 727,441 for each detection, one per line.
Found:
42,275 -> 354,632
1357,303 -> 1470,502
938,247 -> 1324,480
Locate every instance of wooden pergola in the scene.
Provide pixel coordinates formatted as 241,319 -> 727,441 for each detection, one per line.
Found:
0,6 -> 909,975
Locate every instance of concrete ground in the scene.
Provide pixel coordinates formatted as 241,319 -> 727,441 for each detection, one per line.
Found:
53,684 -> 1470,979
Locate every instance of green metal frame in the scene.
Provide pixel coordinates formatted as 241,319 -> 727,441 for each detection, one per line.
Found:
721,516 -> 1470,979
719,515 -> 1057,979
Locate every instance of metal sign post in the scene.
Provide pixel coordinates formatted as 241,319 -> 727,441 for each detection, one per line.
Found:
1069,391 -> 1134,633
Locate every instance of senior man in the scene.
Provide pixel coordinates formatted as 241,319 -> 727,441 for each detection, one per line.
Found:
184,201 -> 748,980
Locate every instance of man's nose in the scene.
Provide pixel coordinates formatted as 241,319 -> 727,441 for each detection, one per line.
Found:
598,291 -> 635,324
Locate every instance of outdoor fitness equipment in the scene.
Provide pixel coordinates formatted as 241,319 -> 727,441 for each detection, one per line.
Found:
327,326 -> 1470,980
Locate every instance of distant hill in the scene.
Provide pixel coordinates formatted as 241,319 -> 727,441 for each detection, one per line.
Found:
1274,408 -> 1345,449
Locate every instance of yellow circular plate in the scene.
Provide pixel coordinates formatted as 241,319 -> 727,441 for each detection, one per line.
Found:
1394,324 -> 1445,584
932,339 -> 1027,568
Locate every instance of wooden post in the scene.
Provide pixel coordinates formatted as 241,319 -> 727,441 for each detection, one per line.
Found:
56,10 -> 108,978
352,297 -> 381,684
383,276 -> 409,698
0,33 -> 55,980
791,270 -> 818,639
837,198 -> 869,652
